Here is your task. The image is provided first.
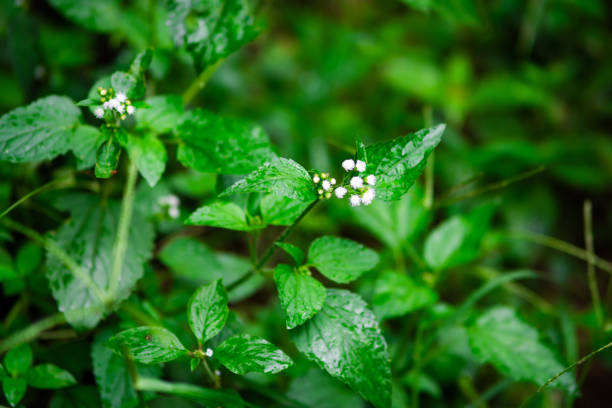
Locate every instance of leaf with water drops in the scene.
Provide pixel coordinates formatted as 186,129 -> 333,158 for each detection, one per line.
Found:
188,279 -> 230,343
372,271 -> 437,320
275,243 -> 305,265
291,289 -> 391,408
3,344 -> 32,377
46,193 -> 154,329
126,133 -> 167,187
308,236 -> 379,283
214,334 -> 293,374
365,124 -> 445,201
135,95 -> 183,134
71,125 -> 106,170
0,95 -> 81,163
2,377 -> 27,407
274,264 -> 326,329
177,109 -> 276,174
47,0 -> 121,32
106,327 -> 187,365
186,201 -> 257,231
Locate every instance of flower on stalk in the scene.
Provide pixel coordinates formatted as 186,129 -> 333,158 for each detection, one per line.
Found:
349,194 -> 361,207
94,87 -> 135,121
94,107 -> 105,119
157,194 -> 180,219
342,159 -> 355,171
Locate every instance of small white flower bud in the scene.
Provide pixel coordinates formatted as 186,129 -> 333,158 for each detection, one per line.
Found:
318,189 -> 324,195
361,188 -> 376,206
166,195 -> 180,206
312,174 -> 320,183
103,101 -> 111,110
355,160 -> 366,172
115,104 -> 125,114
334,186 -> 347,198
322,180 -> 331,191
342,159 -> 355,171
350,176 -> 363,189
349,194 -> 361,207
94,107 -> 105,119
126,105 -> 136,115
168,207 -> 180,219
366,174 -> 376,185
330,178 -> 336,185
116,92 -> 127,102
205,348 -> 213,357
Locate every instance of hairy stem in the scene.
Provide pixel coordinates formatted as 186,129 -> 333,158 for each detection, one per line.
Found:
108,159 -> 139,300
0,313 -> 66,354
0,177 -> 74,220
182,60 -> 223,106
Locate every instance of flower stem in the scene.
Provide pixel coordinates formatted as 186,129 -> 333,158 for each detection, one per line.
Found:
0,313 -> 66,354
182,60 -> 224,106
108,159 -> 139,300
0,177 -> 74,220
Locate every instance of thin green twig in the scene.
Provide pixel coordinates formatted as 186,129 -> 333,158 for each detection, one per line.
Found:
583,200 -> 603,326
0,177 -> 74,220
0,313 -> 66,354
182,60 -> 223,106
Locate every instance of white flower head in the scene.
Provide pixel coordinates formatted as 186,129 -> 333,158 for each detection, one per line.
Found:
94,107 -> 105,119
366,174 -> 376,186
205,348 -> 214,357
349,194 -> 361,207
330,178 -> 336,185
126,105 -> 136,115
159,194 -> 180,207
361,188 -> 376,206
342,159 -> 355,171
322,180 -> 331,191
103,101 -> 111,110
350,176 -> 363,189
108,98 -> 121,110
168,206 -> 180,219
334,186 -> 347,198
116,92 -> 127,102
312,174 -> 320,183
115,104 -> 125,114
355,160 -> 366,172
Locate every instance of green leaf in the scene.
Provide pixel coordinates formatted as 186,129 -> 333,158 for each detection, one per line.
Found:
126,134 -> 167,187
177,109 -> 276,174
166,0 -> 260,70
92,330 -> 159,408
188,279 -> 230,343
274,264 -> 326,329
3,344 -> 33,377
372,271 -> 437,320
287,368 -> 364,408
136,377 -> 244,408
46,193 -> 154,329
467,307 -> 576,395
71,125 -> 105,170
222,157 -> 316,202
95,126 -> 124,179
291,289 -> 391,408
275,243 -> 305,265
135,95 -> 183,134
110,50 -> 153,100
26,364 -> 76,389
2,377 -> 27,407
47,0 -> 121,32
49,386 -> 101,408
7,5 -> 37,93
308,236 -> 379,283
106,327 -> 187,365
0,363 -> 5,379
365,124 -> 445,201
260,194 -> 311,226
0,95 -> 81,163
16,242 -> 42,275
186,201 -> 253,231
215,334 -> 293,374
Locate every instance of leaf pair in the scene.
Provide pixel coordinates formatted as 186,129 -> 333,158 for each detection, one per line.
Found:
1,344 -> 75,407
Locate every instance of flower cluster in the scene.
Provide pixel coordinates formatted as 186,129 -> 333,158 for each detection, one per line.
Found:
312,172 -> 337,199
311,159 -> 377,207
157,194 -> 180,219
94,87 -> 136,121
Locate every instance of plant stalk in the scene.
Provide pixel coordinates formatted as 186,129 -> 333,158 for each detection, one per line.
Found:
182,60 -> 223,106
583,200 -> 603,326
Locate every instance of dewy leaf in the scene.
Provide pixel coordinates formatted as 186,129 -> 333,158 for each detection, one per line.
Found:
372,271 -> 437,320
26,364 -> 76,389
287,368 -> 364,408
275,243 -> 305,265
215,334 -> 293,374
46,193 -> 154,329
222,157 -> 317,202
274,264 -> 326,329
467,307 -> 577,395
126,133 -> 167,187
308,236 -> 379,283
135,95 -> 183,134
110,50 -> 152,100
95,126 -> 124,179
177,109 -> 276,174
47,0 -> 121,32
188,279 -> 230,343
71,125 -> 105,170
186,201 -> 252,231
260,194 -> 311,226
365,124 -> 445,201
106,327 -> 187,365
0,95 -> 81,163
92,330 -> 159,408
3,344 -> 33,377
2,377 -> 27,407
291,289 -> 391,408
166,0 -> 260,70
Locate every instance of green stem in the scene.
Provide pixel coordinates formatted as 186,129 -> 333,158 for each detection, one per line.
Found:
584,200 -> 604,326
182,60 -> 224,106
108,159 -> 139,300
1,218 -> 106,302
0,177 -> 74,220
0,313 -> 66,354
201,358 -> 220,388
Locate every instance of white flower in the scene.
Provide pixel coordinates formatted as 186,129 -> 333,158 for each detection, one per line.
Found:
126,105 -> 136,115
330,178 -> 336,185
103,101 -> 111,110
361,188 -> 376,206
366,174 -> 376,185
108,98 -> 120,110
342,159 -> 355,171
159,194 -> 180,207
356,160 -> 366,172
94,107 -> 105,119
205,348 -> 213,357
350,176 -> 363,189
168,206 -> 180,219
115,104 -> 125,114
116,92 -> 127,102
322,180 -> 331,191
312,174 -> 320,183
335,186 -> 347,198
349,194 -> 361,207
